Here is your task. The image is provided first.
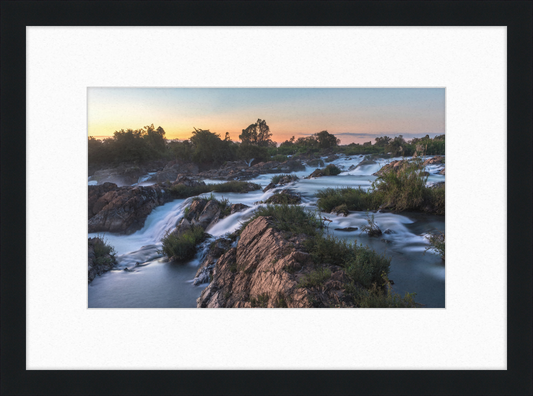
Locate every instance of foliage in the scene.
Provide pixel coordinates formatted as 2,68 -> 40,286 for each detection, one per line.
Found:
237,143 -> 269,163
425,231 -> 445,261
297,267 -> 332,288
272,154 -> 289,162
270,174 -> 299,184
159,226 -> 205,261
360,214 -> 382,237
347,275 -> 417,308
315,159 -> 445,215
88,124 -> 169,165
316,187 -> 376,212
189,128 -> 238,165
239,119 -> 274,147
250,293 -> 270,308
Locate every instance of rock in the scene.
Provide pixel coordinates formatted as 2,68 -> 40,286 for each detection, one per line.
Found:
194,200 -> 221,230
423,156 -> 445,166
173,174 -> 205,187
88,183 -> 172,234
193,238 -> 233,285
373,160 -> 409,177
305,164 -> 341,179
348,164 -> 357,171
91,165 -> 146,186
334,226 -> 358,232
263,182 -> 276,192
325,154 -> 340,163
230,203 -> 249,215
439,168 -> 445,175
197,217 -> 354,308
264,189 -> 301,204
196,160 -> 304,181
383,228 -> 394,234
332,204 -> 349,217
88,237 -> 116,283
307,159 -> 325,168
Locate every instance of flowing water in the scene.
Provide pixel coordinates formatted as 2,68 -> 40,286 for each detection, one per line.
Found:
88,155 -> 445,308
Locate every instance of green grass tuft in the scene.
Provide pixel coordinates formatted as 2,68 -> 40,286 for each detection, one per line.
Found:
159,226 -> 205,261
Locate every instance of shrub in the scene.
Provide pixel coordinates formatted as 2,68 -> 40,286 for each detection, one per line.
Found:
347,276 -> 417,308
159,226 -> 205,261
316,187 -> 377,213
239,204 -> 322,237
425,231 -> 445,261
298,267 -> 332,288
370,160 -> 427,211
322,164 -> 342,176
93,236 -> 116,258
272,154 -> 289,162
271,174 -> 299,184
250,293 -> 270,308
360,214 -> 382,237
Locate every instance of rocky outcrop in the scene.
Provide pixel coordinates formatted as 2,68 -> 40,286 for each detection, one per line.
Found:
230,203 -> 249,215
197,217 -> 354,308
325,154 -> 340,163
88,183 -> 172,234
305,164 -> 341,179
196,159 -> 305,181
439,168 -> 445,175
423,156 -> 445,166
264,189 -> 302,204
193,238 -> 233,286
150,162 -> 200,183
88,237 -> 117,283
91,165 -> 147,186
372,160 -> 409,177
263,175 -> 299,192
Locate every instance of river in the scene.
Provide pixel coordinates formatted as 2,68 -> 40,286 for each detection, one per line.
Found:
88,155 -> 445,308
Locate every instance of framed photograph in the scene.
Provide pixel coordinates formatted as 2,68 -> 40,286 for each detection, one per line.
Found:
1,1 -> 531,395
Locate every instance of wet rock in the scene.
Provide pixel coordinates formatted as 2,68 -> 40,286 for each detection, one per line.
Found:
305,164 -> 341,179
88,183 -> 172,234
373,160 -> 409,177
263,182 -> 276,192
307,159 -> 325,168
332,204 -> 349,217
230,203 -> 249,215
334,226 -> 358,232
439,168 -> 445,175
264,189 -> 301,204
197,217 -> 354,308
193,238 -> 233,285
423,156 -> 445,166
173,174 -> 205,187
383,228 -> 395,234
325,154 -> 340,163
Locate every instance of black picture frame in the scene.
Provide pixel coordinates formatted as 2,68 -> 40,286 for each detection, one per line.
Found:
1,1 -> 532,395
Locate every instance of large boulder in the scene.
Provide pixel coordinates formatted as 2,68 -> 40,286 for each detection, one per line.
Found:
423,156 -> 445,166
372,160 -> 409,177
306,158 -> 325,168
88,184 -> 172,234
264,189 -> 302,204
197,217 -> 353,308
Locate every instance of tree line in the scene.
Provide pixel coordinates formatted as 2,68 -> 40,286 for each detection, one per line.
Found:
88,119 -> 444,166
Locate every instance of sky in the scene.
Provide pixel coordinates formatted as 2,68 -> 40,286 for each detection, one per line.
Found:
88,88 -> 445,144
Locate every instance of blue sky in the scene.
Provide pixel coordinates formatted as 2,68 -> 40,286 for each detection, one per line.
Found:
88,88 -> 445,144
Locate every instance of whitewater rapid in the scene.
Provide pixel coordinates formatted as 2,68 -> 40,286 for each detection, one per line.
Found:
88,154 -> 445,308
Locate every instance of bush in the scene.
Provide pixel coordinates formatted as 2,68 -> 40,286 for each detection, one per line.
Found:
348,280 -> 417,308
270,174 -> 298,184
272,154 -> 289,162
298,267 -> 332,288
360,214 -> 382,237
316,187 -> 376,212
315,159 -> 444,215
322,164 -> 342,176
159,226 -> 205,261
